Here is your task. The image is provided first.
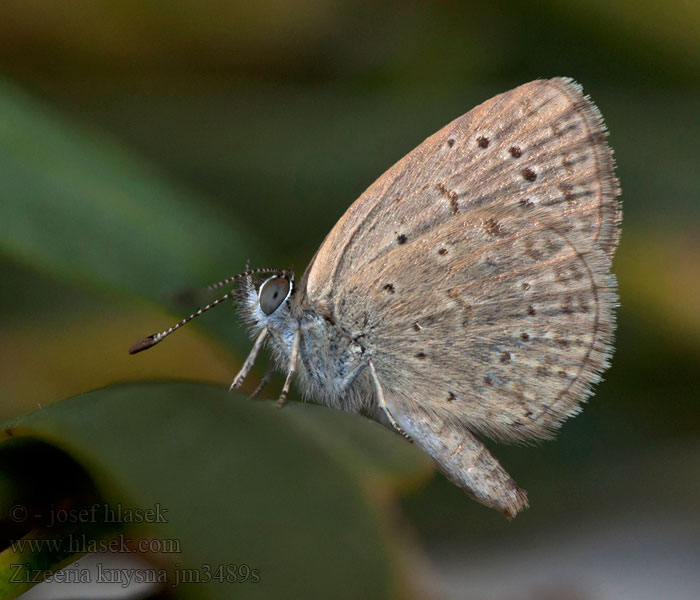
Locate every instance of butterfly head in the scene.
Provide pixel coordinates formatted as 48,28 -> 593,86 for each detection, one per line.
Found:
239,270 -> 296,334
128,267 -> 293,355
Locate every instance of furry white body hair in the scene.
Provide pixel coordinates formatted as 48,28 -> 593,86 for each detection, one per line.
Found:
238,272 -> 381,419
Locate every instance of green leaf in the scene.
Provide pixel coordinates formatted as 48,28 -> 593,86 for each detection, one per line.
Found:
0,77 -> 265,307
0,382 -> 432,599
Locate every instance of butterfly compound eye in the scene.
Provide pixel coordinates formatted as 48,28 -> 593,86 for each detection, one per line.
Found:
259,277 -> 291,315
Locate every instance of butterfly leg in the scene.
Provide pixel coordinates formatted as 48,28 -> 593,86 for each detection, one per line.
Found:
230,328 -> 268,391
368,360 -> 412,441
393,403 -> 529,518
277,330 -> 300,407
250,364 -> 274,399
339,360 -> 370,393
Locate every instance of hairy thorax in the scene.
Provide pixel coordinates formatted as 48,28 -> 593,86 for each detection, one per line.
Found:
241,276 -> 377,416
278,307 -> 376,415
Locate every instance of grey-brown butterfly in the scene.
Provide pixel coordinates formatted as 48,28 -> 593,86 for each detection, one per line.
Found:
131,78 -> 621,518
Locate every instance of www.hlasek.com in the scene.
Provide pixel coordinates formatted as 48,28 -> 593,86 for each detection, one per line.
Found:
9,562 -> 261,588
10,533 -> 181,555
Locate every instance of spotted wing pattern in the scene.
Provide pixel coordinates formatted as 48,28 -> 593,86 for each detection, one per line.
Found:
302,78 -> 620,443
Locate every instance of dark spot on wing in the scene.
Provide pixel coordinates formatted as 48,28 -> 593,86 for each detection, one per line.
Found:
558,183 -> 575,203
522,168 -> 537,182
510,145 -> 522,158
438,247 -> 448,255
447,287 -> 474,328
500,352 -> 511,363
520,332 -> 530,341
562,154 -> 575,175
524,239 -> 544,261
477,136 -> 490,148
527,305 -> 536,316
383,283 -> 395,294
484,218 -> 506,237
397,233 -> 407,244
416,352 -> 426,360
435,182 -> 459,215
561,297 -> 573,315
447,138 -> 455,147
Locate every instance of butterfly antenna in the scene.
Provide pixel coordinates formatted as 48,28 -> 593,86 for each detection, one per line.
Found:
129,267 -> 282,354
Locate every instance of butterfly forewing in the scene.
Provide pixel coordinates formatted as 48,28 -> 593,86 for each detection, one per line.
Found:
302,77 -> 620,443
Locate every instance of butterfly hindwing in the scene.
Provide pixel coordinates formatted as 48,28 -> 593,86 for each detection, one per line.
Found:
302,78 -> 620,444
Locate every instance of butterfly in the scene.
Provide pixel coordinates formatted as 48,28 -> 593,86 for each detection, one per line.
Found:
131,78 -> 621,518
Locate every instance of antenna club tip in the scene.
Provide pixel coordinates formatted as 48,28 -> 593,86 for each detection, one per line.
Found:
129,336 -> 159,354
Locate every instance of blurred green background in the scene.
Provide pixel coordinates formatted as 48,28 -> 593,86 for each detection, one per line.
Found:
0,1 -> 698,599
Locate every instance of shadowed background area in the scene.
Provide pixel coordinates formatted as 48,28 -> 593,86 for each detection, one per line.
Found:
0,1 -> 698,599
